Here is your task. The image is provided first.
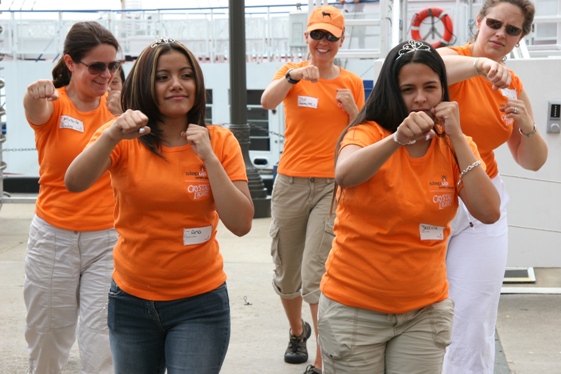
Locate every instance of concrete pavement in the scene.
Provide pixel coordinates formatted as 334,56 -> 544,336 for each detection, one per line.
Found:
1,202 -> 560,373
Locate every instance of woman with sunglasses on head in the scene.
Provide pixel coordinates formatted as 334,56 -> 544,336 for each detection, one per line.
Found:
22,21 -> 121,374
65,38 -> 254,374
261,5 -> 364,374
436,1 -> 548,373
318,40 -> 500,374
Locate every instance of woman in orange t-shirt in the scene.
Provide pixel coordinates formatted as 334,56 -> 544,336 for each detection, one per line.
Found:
437,1 -> 548,372
65,39 -> 254,374
23,21 -> 121,374
318,40 -> 500,373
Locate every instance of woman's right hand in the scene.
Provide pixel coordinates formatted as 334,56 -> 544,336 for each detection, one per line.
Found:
477,58 -> 512,90
26,79 -> 58,101
107,109 -> 150,141
291,65 -> 320,83
395,111 -> 435,144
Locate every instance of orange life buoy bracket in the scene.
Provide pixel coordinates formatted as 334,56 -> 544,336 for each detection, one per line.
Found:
411,7 -> 454,48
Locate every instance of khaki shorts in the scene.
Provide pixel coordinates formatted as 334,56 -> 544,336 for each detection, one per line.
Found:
318,294 -> 454,373
269,174 -> 335,304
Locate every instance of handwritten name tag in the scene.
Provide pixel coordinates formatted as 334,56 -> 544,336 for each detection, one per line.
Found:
183,225 -> 212,245
419,224 -> 444,241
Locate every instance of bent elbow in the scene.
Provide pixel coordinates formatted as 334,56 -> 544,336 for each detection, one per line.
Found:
64,176 -> 85,193
477,207 -> 501,225
231,220 -> 252,237
261,99 -> 275,111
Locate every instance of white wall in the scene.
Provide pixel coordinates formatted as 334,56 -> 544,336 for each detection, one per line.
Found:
495,58 -> 561,266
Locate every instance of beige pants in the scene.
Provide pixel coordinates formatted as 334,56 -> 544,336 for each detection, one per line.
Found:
269,174 -> 335,304
318,294 -> 454,374
24,215 -> 117,374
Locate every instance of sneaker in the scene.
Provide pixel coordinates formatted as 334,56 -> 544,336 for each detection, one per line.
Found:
304,364 -> 322,374
284,320 -> 312,364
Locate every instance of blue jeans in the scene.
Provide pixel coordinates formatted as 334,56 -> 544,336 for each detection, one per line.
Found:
108,280 -> 230,374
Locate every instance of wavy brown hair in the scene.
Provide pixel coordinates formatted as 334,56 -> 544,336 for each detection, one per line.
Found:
121,39 -> 207,157
51,21 -> 119,88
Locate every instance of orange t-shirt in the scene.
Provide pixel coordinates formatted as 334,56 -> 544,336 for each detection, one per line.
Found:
275,61 -> 365,178
89,124 -> 247,301
320,122 -> 483,314
28,87 -> 116,231
448,44 -> 523,179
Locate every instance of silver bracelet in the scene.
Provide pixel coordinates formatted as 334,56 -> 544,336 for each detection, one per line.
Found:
473,58 -> 483,76
393,132 -> 416,146
459,160 -> 482,179
519,124 -> 537,138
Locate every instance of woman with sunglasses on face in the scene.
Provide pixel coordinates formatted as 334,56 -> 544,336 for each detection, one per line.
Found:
65,38 -> 254,374
22,21 -> 120,374
317,40 -> 500,374
436,1 -> 548,373
261,5 -> 364,374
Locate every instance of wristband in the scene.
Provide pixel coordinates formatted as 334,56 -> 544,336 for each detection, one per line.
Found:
285,68 -> 300,84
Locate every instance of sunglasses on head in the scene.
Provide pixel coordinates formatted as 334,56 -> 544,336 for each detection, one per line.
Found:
485,18 -> 523,37
309,30 -> 340,42
77,60 -> 121,75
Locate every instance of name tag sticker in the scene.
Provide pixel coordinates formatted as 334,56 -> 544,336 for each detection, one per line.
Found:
183,225 -> 212,246
59,115 -> 85,132
419,224 -> 445,241
298,95 -> 318,109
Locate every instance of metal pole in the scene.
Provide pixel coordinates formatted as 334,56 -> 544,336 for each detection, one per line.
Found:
228,0 -> 270,218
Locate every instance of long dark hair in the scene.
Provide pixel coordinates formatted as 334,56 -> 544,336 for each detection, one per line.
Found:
348,40 -> 449,135
331,40 -> 452,209
51,21 -> 119,88
121,39 -> 207,157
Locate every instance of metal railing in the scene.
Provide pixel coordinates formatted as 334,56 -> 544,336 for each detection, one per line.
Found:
0,2 -> 559,62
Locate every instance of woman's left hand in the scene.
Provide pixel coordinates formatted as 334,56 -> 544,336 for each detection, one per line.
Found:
501,99 -> 533,135
432,101 -> 462,138
182,124 -> 213,161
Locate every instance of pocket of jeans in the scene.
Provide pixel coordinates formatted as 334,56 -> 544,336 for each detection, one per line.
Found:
108,278 -> 124,298
430,298 -> 454,348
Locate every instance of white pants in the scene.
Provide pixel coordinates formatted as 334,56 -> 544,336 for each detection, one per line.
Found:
442,175 -> 509,374
24,215 -> 117,374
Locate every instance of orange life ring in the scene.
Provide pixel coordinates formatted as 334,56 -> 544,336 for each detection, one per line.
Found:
411,7 -> 454,48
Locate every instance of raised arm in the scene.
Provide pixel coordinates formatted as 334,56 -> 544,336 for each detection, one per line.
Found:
183,125 -> 254,237
435,102 -> 500,224
65,109 -> 149,192
23,79 -> 58,125
438,49 -> 511,90
336,112 -> 435,187
505,89 -> 548,171
261,65 -> 320,109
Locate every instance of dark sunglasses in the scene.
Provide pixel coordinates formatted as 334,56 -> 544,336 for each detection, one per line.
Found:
485,18 -> 523,37
309,30 -> 340,42
77,60 -> 121,75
